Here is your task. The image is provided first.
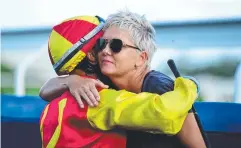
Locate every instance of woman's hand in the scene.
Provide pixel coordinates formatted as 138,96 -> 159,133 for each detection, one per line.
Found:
67,75 -> 109,108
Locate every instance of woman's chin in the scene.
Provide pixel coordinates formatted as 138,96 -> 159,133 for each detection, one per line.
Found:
101,68 -> 115,77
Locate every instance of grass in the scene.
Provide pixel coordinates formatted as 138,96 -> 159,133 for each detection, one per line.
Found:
1,87 -> 40,96
1,64 -> 13,73
197,96 -> 204,102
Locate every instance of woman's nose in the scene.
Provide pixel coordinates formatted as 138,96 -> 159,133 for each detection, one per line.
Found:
102,43 -> 112,55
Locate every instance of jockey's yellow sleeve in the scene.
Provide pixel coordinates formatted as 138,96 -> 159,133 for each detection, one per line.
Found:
88,77 -> 197,135
40,77 -> 197,147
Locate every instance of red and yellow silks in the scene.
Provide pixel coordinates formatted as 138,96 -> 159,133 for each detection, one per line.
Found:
40,77 -> 197,148
48,16 -> 104,75
40,91 -> 126,148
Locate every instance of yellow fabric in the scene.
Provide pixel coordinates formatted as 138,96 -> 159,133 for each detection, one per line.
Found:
46,99 -> 67,148
60,50 -> 86,74
87,77 -> 197,135
40,104 -> 49,144
49,30 -> 73,64
49,29 -> 87,73
62,16 -> 100,25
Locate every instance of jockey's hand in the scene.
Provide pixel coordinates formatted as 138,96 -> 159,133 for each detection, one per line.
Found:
67,75 -> 109,108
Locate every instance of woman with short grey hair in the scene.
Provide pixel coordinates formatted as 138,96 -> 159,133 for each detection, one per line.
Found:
96,10 -> 205,148
103,10 -> 157,67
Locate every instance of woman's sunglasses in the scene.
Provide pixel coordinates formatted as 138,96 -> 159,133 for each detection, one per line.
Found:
94,38 -> 141,53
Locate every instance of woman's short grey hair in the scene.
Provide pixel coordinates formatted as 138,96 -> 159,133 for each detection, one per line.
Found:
104,10 -> 157,67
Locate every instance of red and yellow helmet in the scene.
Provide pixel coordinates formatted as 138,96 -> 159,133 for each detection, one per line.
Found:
48,15 -> 105,75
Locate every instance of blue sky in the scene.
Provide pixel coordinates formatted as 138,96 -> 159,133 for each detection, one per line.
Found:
1,0 -> 241,28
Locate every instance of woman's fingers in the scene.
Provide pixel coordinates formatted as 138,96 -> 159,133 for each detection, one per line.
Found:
73,91 -> 84,108
79,89 -> 94,107
84,86 -> 99,106
67,77 -> 109,108
90,85 -> 100,101
95,79 -> 109,89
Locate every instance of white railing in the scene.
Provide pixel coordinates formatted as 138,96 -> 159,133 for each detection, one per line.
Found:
14,43 -> 47,96
234,61 -> 241,103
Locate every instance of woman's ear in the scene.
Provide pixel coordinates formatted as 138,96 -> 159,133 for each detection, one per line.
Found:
135,51 -> 148,67
87,51 -> 97,64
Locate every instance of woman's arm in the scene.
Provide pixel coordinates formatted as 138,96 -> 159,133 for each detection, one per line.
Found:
177,113 -> 206,148
176,77 -> 206,148
39,76 -> 69,101
39,75 -> 108,108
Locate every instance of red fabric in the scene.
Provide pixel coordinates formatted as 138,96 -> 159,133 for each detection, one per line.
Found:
42,98 -> 59,148
53,20 -> 96,45
53,19 -> 103,54
42,87 -> 126,148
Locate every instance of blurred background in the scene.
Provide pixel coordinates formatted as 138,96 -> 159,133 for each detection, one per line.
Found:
1,0 -> 241,103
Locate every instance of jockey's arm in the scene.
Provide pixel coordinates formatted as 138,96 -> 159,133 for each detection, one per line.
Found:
88,77 -> 198,135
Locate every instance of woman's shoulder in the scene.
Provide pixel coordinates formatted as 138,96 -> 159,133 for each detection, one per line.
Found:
142,70 -> 174,94
144,70 -> 174,84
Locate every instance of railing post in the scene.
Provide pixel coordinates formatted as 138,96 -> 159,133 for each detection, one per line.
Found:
234,61 -> 241,103
14,44 -> 47,97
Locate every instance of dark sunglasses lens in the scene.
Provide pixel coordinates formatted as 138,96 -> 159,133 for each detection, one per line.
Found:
94,38 -> 106,52
100,38 -> 107,49
110,39 -> 122,53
